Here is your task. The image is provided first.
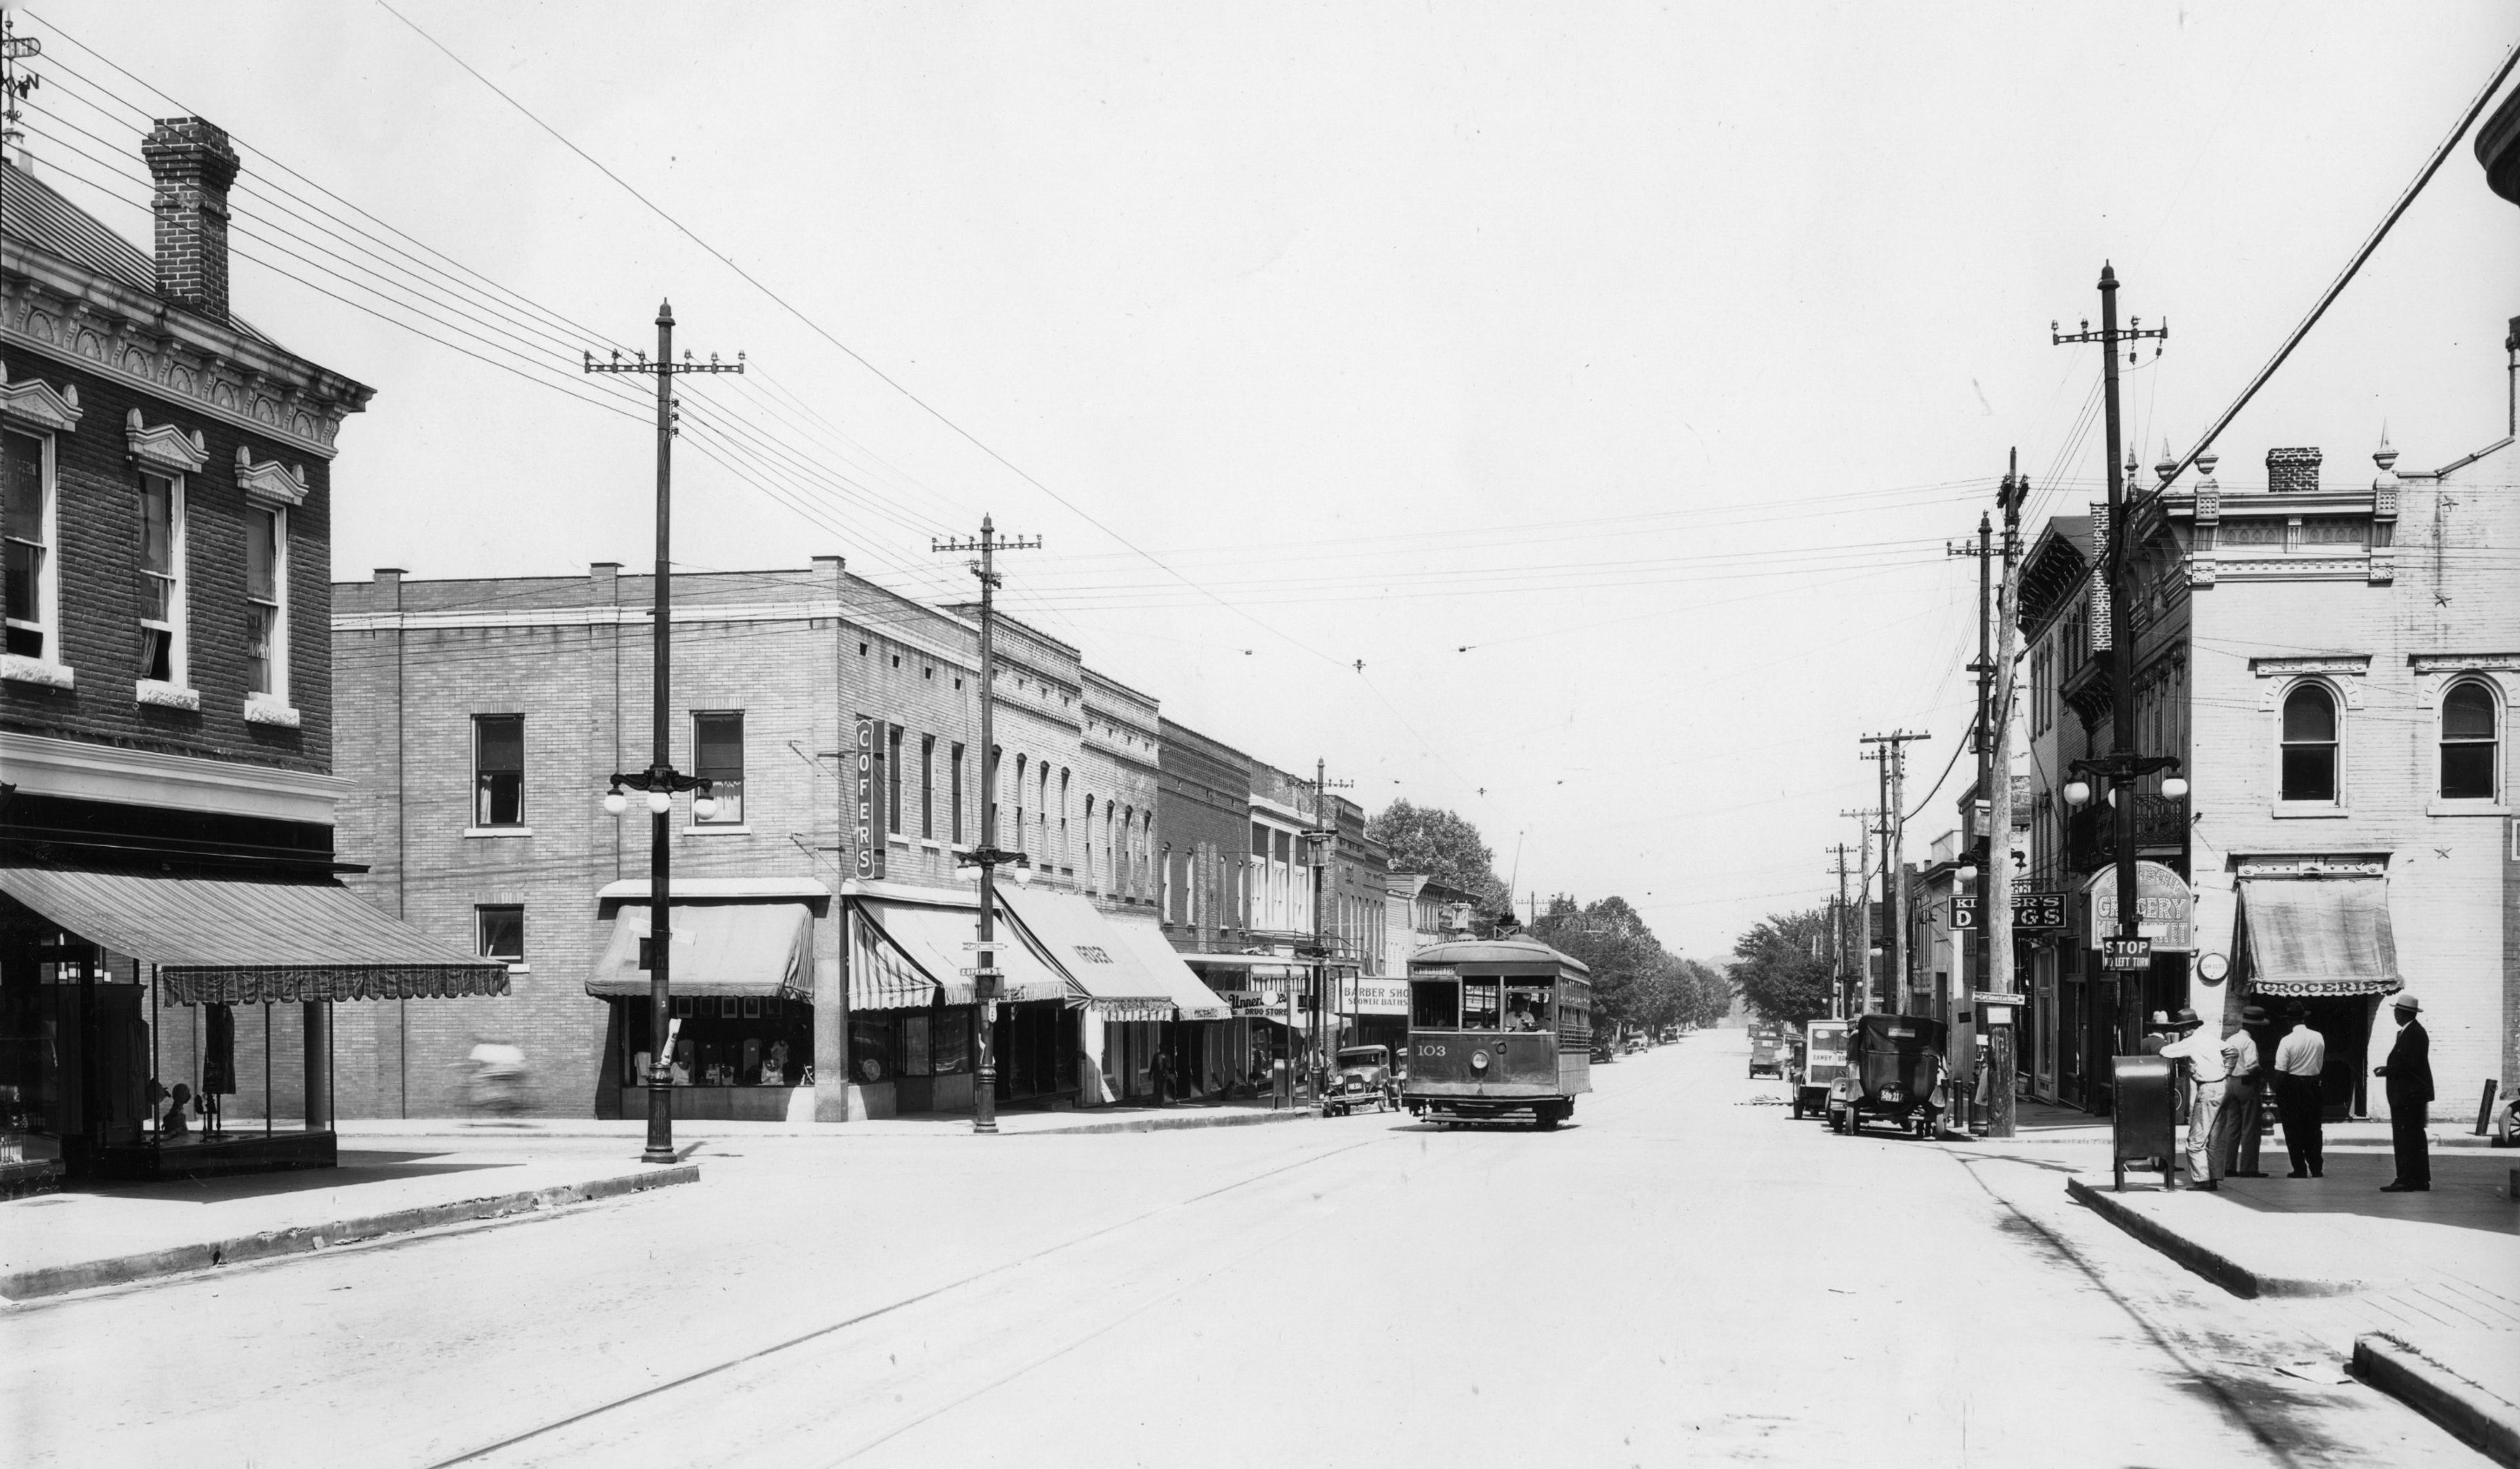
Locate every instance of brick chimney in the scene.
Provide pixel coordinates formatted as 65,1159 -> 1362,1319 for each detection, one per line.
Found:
2264,446 -> 2321,494
141,117 -> 242,323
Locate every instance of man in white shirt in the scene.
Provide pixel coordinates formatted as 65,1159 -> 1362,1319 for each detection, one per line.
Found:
2271,1004 -> 2327,1178
2156,1011 -> 2229,1190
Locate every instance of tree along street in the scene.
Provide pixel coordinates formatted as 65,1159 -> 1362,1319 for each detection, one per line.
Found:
6,1034 -> 2479,1468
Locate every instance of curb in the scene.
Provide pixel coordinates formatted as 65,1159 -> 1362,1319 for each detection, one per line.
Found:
2353,1332 -> 2520,1468
0,1164 -> 699,1304
1026,1107 -> 1317,1137
2063,1176 -> 2361,1298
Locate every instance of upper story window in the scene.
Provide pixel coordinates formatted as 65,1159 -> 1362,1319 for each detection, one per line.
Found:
694,711 -> 745,824
2278,684 -> 2338,803
243,505 -> 287,698
2440,681 -> 2499,801
951,742 -> 966,845
3,428 -> 54,661
919,734 -> 935,839
136,472 -> 185,685
885,725 -> 904,836
477,905 -> 525,965
474,714 -> 526,828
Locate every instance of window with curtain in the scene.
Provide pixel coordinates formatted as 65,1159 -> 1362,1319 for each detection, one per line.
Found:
136,471 -> 182,683
694,711 -> 744,824
2441,681 -> 2498,800
474,715 -> 526,826
244,505 -> 285,697
2279,684 -> 2338,802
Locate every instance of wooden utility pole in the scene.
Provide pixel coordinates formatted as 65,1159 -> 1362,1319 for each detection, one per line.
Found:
1984,454 -> 2029,1138
932,517 -> 1041,1134
1862,732 -> 1929,1011
1826,843 -> 1855,1018
1838,809 -> 1879,1015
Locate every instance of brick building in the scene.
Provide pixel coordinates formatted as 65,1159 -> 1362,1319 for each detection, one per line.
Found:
1,123 -> 502,1185
331,564 -> 1230,1122
2015,433 -> 2518,1120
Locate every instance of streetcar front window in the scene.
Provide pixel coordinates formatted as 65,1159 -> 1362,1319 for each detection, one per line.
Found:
1461,980 -> 1500,1031
1506,985 -> 1551,1031
1410,981 -> 1460,1029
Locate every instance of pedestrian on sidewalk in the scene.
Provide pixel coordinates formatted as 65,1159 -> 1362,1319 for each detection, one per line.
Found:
2157,1009 -> 2227,1191
2271,1004 -> 2326,1178
2216,1004 -> 2271,1178
2374,993 -> 2433,1193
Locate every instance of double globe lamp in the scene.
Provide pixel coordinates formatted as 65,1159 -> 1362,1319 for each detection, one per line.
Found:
602,784 -> 718,820
1950,775 -> 2189,884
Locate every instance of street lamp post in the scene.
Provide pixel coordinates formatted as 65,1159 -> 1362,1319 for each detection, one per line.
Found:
584,303 -> 740,1165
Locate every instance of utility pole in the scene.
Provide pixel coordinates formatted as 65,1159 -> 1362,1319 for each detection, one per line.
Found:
2055,266 -> 2175,1062
1826,844 -> 1855,1018
933,516 -> 1041,1134
1298,760 -> 1352,1092
1984,452 -> 2030,1138
585,305 -> 742,1165
1861,732 -> 1929,1011
1838,809 -> 1878,1015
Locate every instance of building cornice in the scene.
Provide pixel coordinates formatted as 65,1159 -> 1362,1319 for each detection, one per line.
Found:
0,730 -> 348,824
2,242 -> 371,461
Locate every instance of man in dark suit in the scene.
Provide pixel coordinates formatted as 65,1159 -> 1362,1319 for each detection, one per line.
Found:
2373,992 -> 2433,1192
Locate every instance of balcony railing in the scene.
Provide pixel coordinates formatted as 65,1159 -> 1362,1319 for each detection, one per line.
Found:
2067,794 -> 2189,870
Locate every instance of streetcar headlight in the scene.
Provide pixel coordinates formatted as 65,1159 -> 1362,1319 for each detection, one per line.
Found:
1471,1050 -> 1490,1071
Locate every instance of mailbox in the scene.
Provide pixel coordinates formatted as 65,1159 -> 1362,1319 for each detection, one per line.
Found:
2110,1054 -> 2177,1192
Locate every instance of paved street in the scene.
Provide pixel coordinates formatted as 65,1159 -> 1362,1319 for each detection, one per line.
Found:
7,1030 -> 2487,1468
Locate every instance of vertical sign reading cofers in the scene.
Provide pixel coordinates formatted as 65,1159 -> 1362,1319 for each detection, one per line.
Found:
854,716 -> 887,881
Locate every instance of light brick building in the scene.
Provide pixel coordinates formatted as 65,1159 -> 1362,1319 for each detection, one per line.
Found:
2015,435 -> 2518,1119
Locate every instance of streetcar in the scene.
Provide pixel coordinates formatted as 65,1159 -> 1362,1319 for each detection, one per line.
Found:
1402,935 -> 1592,1128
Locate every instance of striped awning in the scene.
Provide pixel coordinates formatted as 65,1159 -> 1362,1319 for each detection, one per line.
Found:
996,889 -> 1178,1019
2238,876 -> 2404,998
849,897 -> 1068,1011
0,865 -> 509,1005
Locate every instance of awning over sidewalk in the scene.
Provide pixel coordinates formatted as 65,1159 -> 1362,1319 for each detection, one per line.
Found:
0,865 -> 509,1004
585,903 -> 814,1001
996,889 -> 1176,1021
2237,876 -> 2403,998
851,896 -> 1069,1010
1101,917 -> 1236,1022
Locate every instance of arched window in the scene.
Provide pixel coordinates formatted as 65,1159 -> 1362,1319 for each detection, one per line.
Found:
2280,684 -> 2338,802
2441,681 -> 2498,800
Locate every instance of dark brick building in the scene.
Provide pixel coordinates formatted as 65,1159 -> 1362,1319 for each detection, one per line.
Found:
1,123 -> 501,1185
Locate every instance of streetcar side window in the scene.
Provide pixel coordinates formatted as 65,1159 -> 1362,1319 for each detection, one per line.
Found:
1505,984 -> 1551,1032
1461,980 -> 1501,1031
1410,980 -> 1460,1029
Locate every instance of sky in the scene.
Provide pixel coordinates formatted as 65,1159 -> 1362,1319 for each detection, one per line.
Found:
14,1 -> 2517,958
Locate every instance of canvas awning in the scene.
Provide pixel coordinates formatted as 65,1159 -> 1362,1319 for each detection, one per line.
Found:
2237,876 -> 2404,998
1101,917 -> 1236,1022
997,889 -> 1177,1021
850,897 -> 1069,1010
0,865 -> 509,1005
585,902 -> 814,1001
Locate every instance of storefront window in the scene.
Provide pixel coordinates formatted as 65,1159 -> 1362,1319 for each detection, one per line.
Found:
845,1010 -> 975,1084
624,997 -> 809,1086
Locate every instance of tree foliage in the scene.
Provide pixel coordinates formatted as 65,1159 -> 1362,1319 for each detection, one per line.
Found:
1368,800 -> 1509,911
1728,907 -> 1834,1029
1526,895 -> 1724,1036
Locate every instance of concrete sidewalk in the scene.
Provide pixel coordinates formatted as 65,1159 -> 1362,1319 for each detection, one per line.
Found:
0,1140 -> 696,1304
2065,1147 -> 2519,1464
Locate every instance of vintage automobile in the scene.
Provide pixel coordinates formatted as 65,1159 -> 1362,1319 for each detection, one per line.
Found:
1747,1022 -> 1784,1079
1322,1044 -> 1399,1117
1793,1018 -> 1849,1120
1830,1013 -> 1948,1138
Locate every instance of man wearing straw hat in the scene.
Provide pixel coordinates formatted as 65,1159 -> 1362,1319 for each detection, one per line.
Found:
2156,1008 -> 2227,1189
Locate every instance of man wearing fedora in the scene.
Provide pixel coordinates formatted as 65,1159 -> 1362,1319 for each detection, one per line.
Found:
2373,992 -> 2433,1192
2156,1008 -> 2227,1189
2215,1003 -> 2273,1178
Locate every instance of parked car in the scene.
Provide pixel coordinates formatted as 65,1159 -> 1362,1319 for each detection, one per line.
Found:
1322,1045 -> 1399,1117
